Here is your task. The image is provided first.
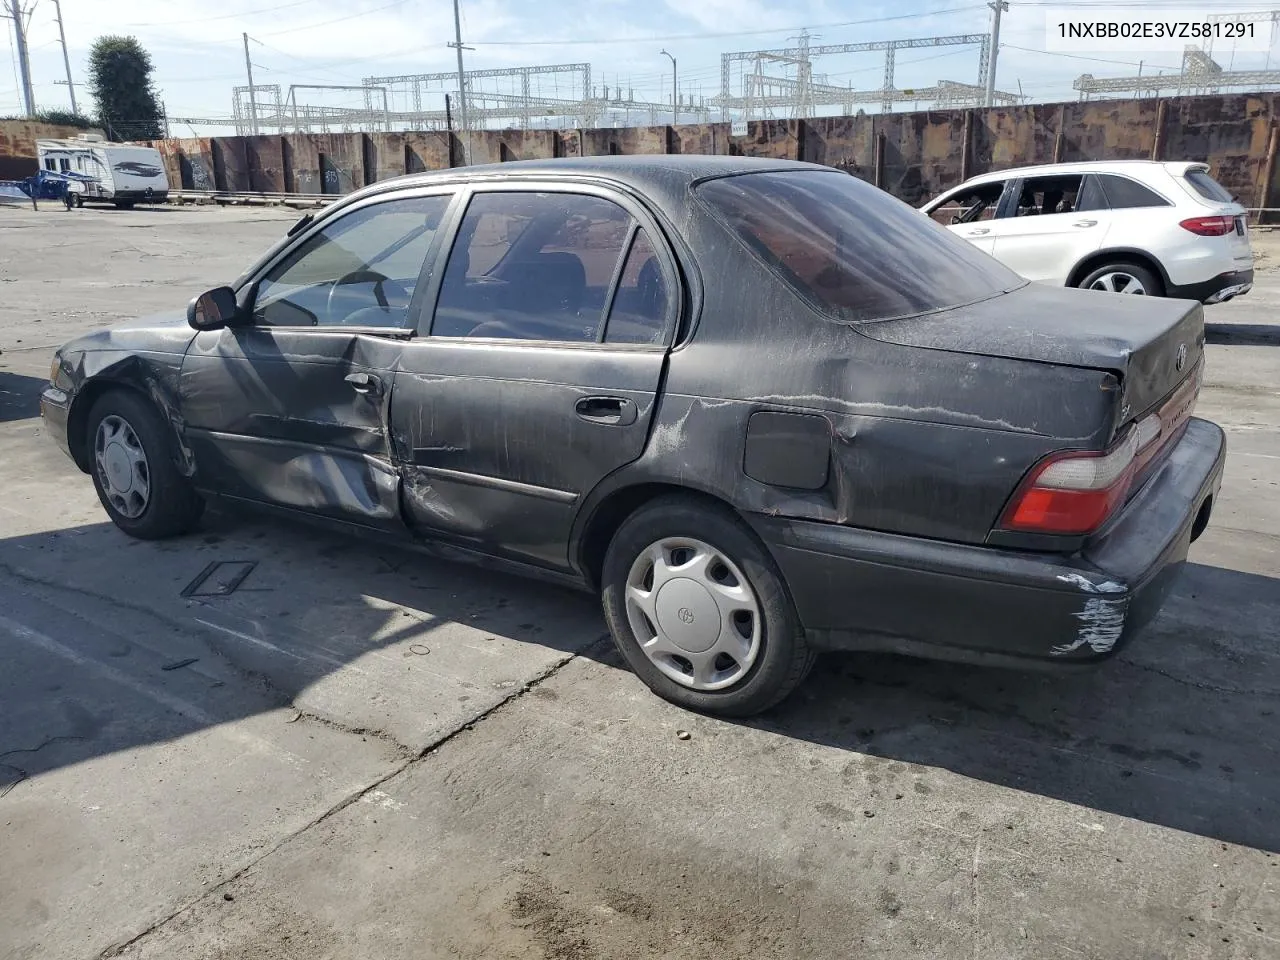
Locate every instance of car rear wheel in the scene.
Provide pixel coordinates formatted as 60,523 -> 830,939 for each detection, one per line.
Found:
601,495 -> 815,717
87,391 -> 203,539
1079,262 -> 1163,297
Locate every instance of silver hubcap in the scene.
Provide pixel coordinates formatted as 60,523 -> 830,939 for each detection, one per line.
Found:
624,537 -> 762,691
94,415 -> 150,519
1089,271 -> 1147,295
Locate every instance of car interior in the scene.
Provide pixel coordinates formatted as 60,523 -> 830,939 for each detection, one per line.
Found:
430,198 -> 669,343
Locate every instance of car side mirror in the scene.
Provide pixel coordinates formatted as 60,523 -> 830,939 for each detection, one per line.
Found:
187,287 -> 239,331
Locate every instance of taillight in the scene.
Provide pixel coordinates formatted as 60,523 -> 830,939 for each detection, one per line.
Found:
1179,215 -> 1235,237
1000,415 -> 1165,536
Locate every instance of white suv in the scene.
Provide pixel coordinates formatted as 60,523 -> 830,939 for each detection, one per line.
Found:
921,161 -> 1253,304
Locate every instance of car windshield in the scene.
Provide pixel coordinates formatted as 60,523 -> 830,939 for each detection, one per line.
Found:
697,170 -> 1025,322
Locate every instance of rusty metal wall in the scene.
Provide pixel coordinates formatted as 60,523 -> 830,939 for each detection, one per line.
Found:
122,94 -> 1280,212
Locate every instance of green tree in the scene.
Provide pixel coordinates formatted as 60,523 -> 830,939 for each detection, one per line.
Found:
87,36 -> 164,141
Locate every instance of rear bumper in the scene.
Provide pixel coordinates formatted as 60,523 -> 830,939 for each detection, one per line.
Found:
751,417 -> 1226,668
111,189 -> 168,203
1168,267 -> 1253,305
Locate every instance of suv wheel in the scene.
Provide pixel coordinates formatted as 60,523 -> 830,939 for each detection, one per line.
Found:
601,495 -> 815,717
1079,262 -> 1163,297
87,391 -> 204,539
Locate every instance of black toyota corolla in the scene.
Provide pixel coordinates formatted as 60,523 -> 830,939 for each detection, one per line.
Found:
40,156 -> 1225,716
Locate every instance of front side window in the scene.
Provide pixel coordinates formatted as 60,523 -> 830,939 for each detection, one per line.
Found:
253,193 -> 450,328
431,191 -> 634,341
699,171 -> 1023,323
929,181 -> 1005,225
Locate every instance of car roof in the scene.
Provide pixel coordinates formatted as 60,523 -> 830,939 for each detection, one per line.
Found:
955,159 -> 1207,187
332,154 -> 835,214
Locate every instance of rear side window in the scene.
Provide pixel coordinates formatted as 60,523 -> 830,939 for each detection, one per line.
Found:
1097,174 -> 1171,209
432,191 -> 634,341
698,171 -> 1023,323
1185,170 -> 1234,203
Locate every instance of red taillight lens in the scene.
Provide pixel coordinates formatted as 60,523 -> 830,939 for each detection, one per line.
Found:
1000,429 -> 1143,535
1179,215 -> 1234,237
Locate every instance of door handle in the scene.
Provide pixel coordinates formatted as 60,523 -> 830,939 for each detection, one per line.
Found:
575,396 -> 637,426
345,371 -> 383,397
966,227 -> 991,236
1073,219 -> 1098,228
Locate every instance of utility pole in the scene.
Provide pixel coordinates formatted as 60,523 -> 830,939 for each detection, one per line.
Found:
661,49 -> 677,125
243,32 -> 259,136
51,0 -> 76,114
984,0 -> 1008,108
449,0 -> 471,165
4,0 -> 36,117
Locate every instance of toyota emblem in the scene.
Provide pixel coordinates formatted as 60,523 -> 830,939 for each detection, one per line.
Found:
677,607 -> 695,624
1175,343 -> 1188,372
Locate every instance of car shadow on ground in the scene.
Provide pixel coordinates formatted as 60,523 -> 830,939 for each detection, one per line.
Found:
750,559 -> 1280,853
1205,322 -> 1280,347
2,503 -> 1278,853
0,371 -> 44,423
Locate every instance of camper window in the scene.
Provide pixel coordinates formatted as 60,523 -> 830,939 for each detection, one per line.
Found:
44,159 -> 56,171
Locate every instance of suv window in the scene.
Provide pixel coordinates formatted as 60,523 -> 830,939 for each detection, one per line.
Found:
604,228 -> 671,345
930,181 -> 1005,225
1007,175 -> 1101,217
1184,169 -> 1235,203
1097,174 -> 1170,209
432,192 -> 634,341
698,171 -> 1023,323
254,194 -> 450,328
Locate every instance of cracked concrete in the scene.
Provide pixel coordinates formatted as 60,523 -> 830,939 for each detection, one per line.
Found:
2,204 -> 1279,959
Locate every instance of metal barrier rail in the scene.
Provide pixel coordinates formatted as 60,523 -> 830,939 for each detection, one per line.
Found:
167,189 -> 337,207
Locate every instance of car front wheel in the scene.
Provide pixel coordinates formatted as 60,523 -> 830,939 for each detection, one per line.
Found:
87,391 -> 203,539
601,495 -> 815,717
1078,262 -> 1163,297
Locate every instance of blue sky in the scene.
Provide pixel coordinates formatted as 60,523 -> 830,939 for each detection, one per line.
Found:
5,0 -> 1280,132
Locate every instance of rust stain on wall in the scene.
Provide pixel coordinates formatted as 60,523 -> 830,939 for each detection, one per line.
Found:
26,94 -> 1270,212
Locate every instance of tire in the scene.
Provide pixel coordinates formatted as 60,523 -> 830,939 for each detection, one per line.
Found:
601,495 -> 815,717
1077,261 -> 1164,297
86,390 -> 203,539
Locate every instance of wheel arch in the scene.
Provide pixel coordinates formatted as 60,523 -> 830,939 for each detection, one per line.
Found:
67,375 -> 189,476
574,481 -> 753,593
1066,247 -> 1171,292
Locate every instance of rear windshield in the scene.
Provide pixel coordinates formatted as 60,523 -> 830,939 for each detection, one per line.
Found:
696,170 -> 1025,323
1184,169 -> 1234,203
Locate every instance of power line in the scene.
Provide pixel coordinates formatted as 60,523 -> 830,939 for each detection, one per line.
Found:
1001,43 -> 1182,70
471,6 -> 989,47
120,0 -> 317,28
254,0 -> 412,39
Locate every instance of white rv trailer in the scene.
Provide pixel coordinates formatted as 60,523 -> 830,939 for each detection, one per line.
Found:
35,134 -> 169,208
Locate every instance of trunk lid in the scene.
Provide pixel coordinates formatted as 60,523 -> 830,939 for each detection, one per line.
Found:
857,282 -> 1204,436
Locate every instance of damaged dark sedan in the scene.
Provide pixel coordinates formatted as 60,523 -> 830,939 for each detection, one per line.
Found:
40,156 -> 1225,716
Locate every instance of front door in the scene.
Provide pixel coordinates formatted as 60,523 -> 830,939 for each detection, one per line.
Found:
180,191 -> 455,530
391,186 -> 679,571
922,179 -> 1010,256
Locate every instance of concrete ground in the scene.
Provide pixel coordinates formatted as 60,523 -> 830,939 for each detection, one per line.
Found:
1,202 -> 1278,960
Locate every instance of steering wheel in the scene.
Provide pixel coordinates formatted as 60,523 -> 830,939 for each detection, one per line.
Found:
326,270 -> 411,325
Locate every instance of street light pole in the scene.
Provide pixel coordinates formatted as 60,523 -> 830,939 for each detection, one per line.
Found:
660,49 -> 677,126
450,0 -> 472,165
